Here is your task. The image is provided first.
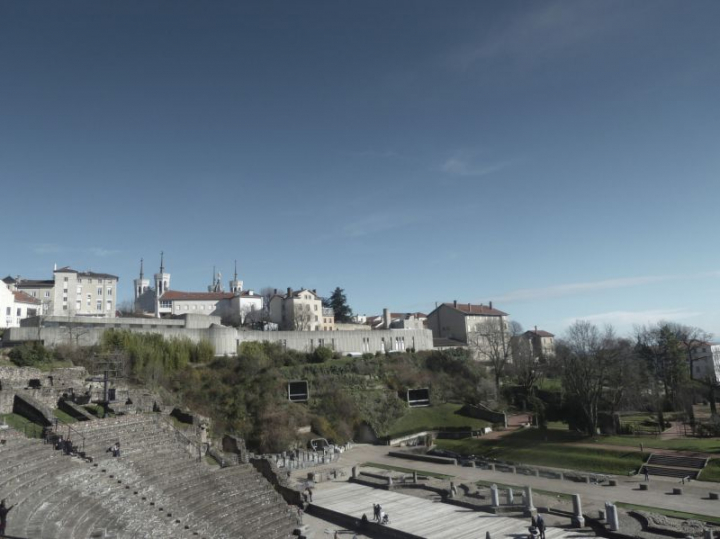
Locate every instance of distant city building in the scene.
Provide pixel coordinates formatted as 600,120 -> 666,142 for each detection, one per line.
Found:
689,343 -> 720,384
133,255 -> 262,323
365,310 -> 427,330
3,266 -> 118,319
522,327 -> 555,359
268,288 -> 328,331
427,301 -> 509,350
1,280 -> 42,328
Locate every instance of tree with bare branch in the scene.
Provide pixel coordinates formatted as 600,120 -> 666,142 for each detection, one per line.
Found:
469,318 -> 522,391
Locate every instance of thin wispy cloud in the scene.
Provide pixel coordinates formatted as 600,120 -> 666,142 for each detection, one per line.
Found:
87,247 -> 120,257
449,1 -> 634,72
564,308 -> 702,329
494,272 -> 720,303
441,150 -> 514,178
31,243 -> 63,254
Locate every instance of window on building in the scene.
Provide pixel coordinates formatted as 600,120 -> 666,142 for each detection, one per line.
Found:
63,305 -> 68,311
28,309 -> 37,317
97,287 -> 102,296
107,287 -> 112,296
160,300 -> 172,309
31,291 -> 36,297
6,307 -> 11,315
96,300 -> 102,311
314,304 -> 318,311
76,301 -> 81,311
315,315 -> 318,322
87,294 -> 91,300
78,279 -> 83,284
16,308 -> 21,316
45,291 -> 50,298
76,286 -> 82,295
64,277 -> 68,282
106,300 -> 112,311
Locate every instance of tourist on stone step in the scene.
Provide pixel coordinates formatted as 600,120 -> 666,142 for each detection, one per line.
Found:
0,499 -> 15,537
381,512 -> 390,525
307,487 -> 313,502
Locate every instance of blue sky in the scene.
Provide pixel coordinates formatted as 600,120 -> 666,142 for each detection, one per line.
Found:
2,1 -> 720,337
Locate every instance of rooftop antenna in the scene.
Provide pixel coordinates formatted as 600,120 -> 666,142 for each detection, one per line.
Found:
159,251 -> 165,273
234,259 -> 238,281
139,258 -> 144,280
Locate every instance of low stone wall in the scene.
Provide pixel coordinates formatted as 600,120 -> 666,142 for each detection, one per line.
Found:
251,457 -> 304,506
459,403 -> 507,427
13,393 -> 54,426
388,451 -> 457,465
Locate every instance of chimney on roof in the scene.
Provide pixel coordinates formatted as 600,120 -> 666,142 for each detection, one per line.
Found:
287,287 -> 292,297
535,325 -> 538,333
453,300 -> 457,308
468,303 -> 471,311
383,308 -> 391,329
489,301 -> 493,310
274,288 -> 277,295
312,289 -> 316,294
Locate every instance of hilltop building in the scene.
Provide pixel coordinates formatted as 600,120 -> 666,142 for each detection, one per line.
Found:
3,266 -> 118,319
133,255 -> 262,324
522,327 -> 556,360
427,301 -> 509,348
268,288 -> 334,331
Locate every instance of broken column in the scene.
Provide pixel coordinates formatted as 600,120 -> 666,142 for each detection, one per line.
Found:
490,484 -> 500,507
413,471 -> 418,484
352,466 -> 357,479
525,486 -> 536,516
606,503 -> 619,532
507,488 -> 515,504
572,494 -> 585,527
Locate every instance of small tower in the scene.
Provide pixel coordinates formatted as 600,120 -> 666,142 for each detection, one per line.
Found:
133,258 -> 150,301
229,260 -> 243,295
208,266 -> 223,293
154,252 -> 171,296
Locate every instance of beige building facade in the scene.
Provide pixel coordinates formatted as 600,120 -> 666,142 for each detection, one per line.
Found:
268,288 -> 328,331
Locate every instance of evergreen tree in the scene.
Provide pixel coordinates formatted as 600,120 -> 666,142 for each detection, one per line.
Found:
325,287 -> 353,323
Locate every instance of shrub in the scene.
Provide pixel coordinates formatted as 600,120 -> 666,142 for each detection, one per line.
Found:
9,342 -> 52,367
311,346 -> 333,364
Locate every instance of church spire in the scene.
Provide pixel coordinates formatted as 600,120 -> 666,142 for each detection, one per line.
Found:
139,258 -> 144,280
159,251 -> 165,273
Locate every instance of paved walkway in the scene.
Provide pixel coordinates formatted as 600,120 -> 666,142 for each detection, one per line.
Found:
292,444 -> 720,518
314,482 -> 594,539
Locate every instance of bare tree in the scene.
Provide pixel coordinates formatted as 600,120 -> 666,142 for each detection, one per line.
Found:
292,304 -> 315,331
469,318 -> 521,391
558,321 -> 621,436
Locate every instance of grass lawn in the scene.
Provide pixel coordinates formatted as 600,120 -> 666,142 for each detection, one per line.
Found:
436,428 -> 647,476
53,408 -> 78,423
361,462 -> 454,480
386,403 -> 489,438
591,435 -> 720,454
699,459 -> 720,482
0,413 -> 45,438
616,502 -> 720,525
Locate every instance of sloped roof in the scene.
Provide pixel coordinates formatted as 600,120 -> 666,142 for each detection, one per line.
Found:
15,279 -> 54,288
160,290 -> 235,301
13,290 -> 41,305
54,267 -> 118,280
526,329 -> 554,338
443,302 -> 508,316
2,275 -> 16,284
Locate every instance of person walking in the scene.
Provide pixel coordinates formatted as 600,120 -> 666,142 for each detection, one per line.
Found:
537,514 -> 546,539
0,499 -> 15,537
644,467 -> 649,482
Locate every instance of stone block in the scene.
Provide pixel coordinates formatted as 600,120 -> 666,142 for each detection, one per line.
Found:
639,483 -> 648,491
709,492 -> 719,500
672,488 -> 683,495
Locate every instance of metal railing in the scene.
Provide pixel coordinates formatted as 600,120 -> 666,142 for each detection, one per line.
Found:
51,417 -> 86,453
158,414 -> 203,461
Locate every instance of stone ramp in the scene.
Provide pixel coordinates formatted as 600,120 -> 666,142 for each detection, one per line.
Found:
313,482 -> 594,539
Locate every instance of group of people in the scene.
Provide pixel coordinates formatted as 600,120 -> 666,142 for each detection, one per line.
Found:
0,499 -> 14,537
529,514 -> 546,539
372,503 -> 389,525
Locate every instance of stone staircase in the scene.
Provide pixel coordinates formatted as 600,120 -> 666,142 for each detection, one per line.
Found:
2,415 -> 297,539
642,453 -> 708,480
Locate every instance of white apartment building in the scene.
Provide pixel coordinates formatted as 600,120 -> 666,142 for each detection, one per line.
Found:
690,343 -> 720,384
3,266 -> 118,319
1,281 -> 42,328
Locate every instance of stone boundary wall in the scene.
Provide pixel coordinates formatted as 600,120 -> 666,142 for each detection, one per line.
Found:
388,451 -> 457,465
5,317 -> 434,356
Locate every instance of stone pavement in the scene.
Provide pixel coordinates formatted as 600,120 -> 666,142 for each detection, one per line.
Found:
314,482 -> 595,539
291,444 -> 720,518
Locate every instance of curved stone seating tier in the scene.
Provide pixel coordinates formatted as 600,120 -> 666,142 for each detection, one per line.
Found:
3,416 -> 296,539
